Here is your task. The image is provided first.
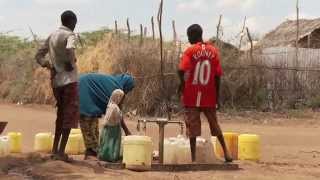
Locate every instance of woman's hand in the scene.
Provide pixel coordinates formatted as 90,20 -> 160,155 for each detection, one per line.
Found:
125,130 -> 132,136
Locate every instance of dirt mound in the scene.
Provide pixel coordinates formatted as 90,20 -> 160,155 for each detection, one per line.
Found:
0,153 -> 101,180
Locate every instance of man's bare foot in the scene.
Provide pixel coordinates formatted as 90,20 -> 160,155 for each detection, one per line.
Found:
84,155 -> 98,161
225,156 -> 233,163
51,153 -> 73,163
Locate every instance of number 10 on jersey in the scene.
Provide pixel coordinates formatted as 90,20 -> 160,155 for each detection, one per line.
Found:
192,60 -> 211,85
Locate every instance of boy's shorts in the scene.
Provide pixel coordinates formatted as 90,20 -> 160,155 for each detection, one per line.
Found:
53,82 -> 79,129
184,107 -> 222,138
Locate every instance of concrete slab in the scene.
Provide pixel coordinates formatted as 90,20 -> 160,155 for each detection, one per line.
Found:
101,162 -> 240,172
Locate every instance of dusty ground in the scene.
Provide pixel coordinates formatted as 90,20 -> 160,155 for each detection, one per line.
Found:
1,104 -> 320,180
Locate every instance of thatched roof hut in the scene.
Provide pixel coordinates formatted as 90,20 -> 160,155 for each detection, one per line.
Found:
258,18 -> 320,49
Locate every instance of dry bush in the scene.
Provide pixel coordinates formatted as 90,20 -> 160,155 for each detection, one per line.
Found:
78,33 -> 181,116
3,32 -> 320,113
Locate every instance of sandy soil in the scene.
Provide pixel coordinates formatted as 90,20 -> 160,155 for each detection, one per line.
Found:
1,104 -> 320,180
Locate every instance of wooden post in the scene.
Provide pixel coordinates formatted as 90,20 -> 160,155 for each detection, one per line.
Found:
216,15 -> 222,48
157,0 -> 164,81
157,0 -> 165,164
127,18 -> 131,41
115,20 -> 118,34
246,27 -> 254,63
294,0 -> 300,107
144,26 -> 148,37
151,16 -> 155,40
172,20 -> 177,44
140,24 -> 143,46
246,27 -> 255,101
307,34 -> 312,48
239,16 -> 247,50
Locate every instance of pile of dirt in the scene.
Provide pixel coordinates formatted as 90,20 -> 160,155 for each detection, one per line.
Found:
0,153 -> 47,179
0,153 -> 104,180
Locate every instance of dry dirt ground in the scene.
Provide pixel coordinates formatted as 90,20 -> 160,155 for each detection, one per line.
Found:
0,104 -> 320,180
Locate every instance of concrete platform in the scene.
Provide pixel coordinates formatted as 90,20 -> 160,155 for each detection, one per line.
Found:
102,162 -> 239,172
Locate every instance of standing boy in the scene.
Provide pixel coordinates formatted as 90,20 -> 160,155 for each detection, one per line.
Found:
178,24 -> 232,163
35,10 -> 79,161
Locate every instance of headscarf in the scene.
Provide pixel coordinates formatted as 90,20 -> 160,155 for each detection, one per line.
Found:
103,89 -> 125,126
114,74 -> 135,94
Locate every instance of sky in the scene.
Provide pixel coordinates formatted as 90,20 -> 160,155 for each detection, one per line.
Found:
0,0 -> 319,43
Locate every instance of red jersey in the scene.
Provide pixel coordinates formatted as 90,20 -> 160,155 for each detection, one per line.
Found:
179,42 -> 223,108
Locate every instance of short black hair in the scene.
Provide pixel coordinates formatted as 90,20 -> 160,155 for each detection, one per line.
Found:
187,24 -> 203,40
61,10 -> 77,26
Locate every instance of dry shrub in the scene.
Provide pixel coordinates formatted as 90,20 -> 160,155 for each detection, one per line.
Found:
23,68 -> 54,104
78,33 -> 181,115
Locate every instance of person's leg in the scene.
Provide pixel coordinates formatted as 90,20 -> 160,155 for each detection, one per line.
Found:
189,137 -> 197,162
204,108 -> 232,162
92,118 -> 99,155
52,87 -> 62,155
80,117 -> 98,158
57,83 -> 80,161
58,128 -> 71,155
52,118 -> 62,154
86,118 -> 98,158
184,108 -> 201,162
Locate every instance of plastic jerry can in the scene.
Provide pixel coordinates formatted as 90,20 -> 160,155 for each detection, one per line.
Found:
164,138 -> 178,164
238,134 -> 261,161
196,138 -> 217,163
176,139 -> 191,164
214,132 -> 239,160
7,132 -> 22,153
34,133 -> 53,153
65,134 -> 81,155
70,129 -> 85,154
0,136 -> 9,156
71,128 -> 82,134
123,136 -> 152,171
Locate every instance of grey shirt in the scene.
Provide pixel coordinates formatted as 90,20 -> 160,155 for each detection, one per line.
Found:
35,26 -> 78,87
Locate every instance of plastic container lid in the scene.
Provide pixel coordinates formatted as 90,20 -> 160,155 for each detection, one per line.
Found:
71,129 -> 82,134
123,135 -> 152,145
223,132 -> 239,137
238,134 -> 260,142
0,136 -> 9,141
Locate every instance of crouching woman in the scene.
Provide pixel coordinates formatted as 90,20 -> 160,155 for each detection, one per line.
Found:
98,89 -> 131,162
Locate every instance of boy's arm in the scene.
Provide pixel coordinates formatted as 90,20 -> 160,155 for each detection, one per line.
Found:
178,70 -> 185,95
178,49 -> 191,95
35,37 -> 51,69
214,48 -> 223,109
121,118 -> 131,136
215,76 -> 221,109
65,34 -> 77,72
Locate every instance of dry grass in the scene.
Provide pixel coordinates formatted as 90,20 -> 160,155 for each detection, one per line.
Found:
2,31 -> 320,114
78,33 -> 181,115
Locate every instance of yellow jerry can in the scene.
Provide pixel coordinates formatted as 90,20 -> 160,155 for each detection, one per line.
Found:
71,128 -> 82,134
214,132 -> 239,160
65,134 -> 81,155
7,132 -> 22,153
34,133 -> 53,153
78,134 -> 85,154
238,134 -> 261,161
70,129 -> 85,154
123,136 -> 152,171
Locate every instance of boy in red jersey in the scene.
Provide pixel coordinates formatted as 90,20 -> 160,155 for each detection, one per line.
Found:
178,24 -> 232,163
